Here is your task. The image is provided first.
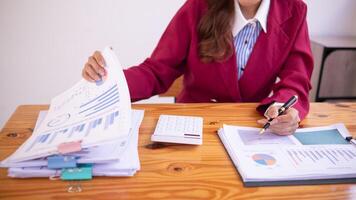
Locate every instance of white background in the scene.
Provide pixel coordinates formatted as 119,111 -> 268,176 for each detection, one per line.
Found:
0,0 -> 356,128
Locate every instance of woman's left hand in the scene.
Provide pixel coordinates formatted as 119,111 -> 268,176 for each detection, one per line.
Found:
257,105 -> 300,135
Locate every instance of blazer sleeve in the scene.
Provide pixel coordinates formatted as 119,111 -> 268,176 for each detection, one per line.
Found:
123,0 -> 195,101
257,4 -> 313,120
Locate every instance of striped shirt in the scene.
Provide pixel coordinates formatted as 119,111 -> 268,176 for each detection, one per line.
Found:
234,21 -> 262,79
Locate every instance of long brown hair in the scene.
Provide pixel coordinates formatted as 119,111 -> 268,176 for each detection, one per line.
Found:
198,0 -> 235,63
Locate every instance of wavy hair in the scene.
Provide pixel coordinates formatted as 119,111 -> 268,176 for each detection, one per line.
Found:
198,0 -> 235,62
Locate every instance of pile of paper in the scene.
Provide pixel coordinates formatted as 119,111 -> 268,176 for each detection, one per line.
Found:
4,109 -> 143,178
1,47 -> 143,179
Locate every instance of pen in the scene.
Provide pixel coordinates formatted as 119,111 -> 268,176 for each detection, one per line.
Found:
259,95 -> 298,134
345,136 -> 356,146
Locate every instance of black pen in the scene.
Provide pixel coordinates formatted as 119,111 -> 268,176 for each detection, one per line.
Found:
259,95 -> 298,134
345,136 -> 356,146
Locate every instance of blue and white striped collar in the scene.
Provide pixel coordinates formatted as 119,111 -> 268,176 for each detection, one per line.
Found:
232,0 -> 270,37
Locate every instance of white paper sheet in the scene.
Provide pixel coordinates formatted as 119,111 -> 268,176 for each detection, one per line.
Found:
2,47 -> 131,164
218,124 -> 356,182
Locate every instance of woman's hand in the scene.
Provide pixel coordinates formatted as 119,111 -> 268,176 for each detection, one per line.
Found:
257,104 -> 300,135
82,51 -> 107,82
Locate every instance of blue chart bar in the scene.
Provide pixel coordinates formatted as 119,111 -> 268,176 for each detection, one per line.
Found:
84,96 -> 120,117
104,115 -> 110,130
80,84 -> 118,108
93,120 -> 97,128
68,127 -> 74,138
80,92 -> 119,115
68,123 -> 87,138
97,89 -> 118,102
79,84 -> 120,117
85,121 -> 94,137
84,117 -> 103,137
104,111 -> 119,130
79,124 -> 85,132
48,132 -> 58,144
40,134 -> 50,143
26,132 -> 50,152
109,113 -> 114,125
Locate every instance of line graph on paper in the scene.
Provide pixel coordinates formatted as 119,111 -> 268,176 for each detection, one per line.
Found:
79,84 -> 120,117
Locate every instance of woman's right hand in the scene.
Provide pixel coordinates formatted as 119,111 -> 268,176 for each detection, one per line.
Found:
82,51 -> 107,82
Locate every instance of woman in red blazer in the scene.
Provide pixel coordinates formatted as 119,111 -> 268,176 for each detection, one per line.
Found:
82,0 -> 313,135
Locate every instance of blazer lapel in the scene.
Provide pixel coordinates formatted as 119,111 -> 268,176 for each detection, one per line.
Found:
216,54 -> 242,101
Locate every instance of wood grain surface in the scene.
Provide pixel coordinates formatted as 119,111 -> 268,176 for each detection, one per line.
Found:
0,103 -> 356,200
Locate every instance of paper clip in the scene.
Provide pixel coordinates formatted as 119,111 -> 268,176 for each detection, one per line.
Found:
49,170 -> 61,181
67,181 -> 82,193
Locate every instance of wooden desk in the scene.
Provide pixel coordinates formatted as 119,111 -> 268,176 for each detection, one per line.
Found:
1,103 -> 356,200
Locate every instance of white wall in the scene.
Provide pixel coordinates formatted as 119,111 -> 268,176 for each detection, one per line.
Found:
304,0 -> 356,37
0,0 -> 185,128
0,0 -> 355,129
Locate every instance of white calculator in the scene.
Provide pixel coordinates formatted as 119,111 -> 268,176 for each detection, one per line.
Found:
151,114 -> 203,145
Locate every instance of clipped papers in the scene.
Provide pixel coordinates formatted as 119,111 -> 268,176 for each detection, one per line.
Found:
218,124 -> 356,186
6,109 -> 144,178
1,47 -> 143,179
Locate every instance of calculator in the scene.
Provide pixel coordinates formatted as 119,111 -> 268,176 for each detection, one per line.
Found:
151,114 -> 203,145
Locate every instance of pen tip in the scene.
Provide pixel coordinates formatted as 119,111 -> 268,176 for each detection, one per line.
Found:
259,129 -> 265,134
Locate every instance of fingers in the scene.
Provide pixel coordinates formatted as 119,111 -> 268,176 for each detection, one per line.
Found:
88,56 -> 105,77
275,108 -> 300,124
257,108 -> 300,135
82,67 -> 95,82
265,105 -> 279,119
269,122 -> 299,135
81,51 -> 107,82
84,63 -> 101,81
93,51 -> 106,68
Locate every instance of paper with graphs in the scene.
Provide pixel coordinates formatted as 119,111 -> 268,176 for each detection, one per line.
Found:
6,109 -> 144,178
2,47 -> 131,163
218,124 -> 356,186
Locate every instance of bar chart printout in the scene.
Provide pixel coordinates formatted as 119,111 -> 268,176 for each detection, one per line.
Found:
2,47 -> 132,164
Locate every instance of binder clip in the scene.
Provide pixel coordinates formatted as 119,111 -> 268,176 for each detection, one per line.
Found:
61,164 -> 93,181
58,141 -> 82,154
47,155 -> 77,169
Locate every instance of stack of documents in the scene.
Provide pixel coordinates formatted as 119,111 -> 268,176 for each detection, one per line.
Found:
1,47 -> 143,179
218,124 -> 356,186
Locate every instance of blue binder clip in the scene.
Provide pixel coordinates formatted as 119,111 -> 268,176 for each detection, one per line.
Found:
47,155 -> 77,169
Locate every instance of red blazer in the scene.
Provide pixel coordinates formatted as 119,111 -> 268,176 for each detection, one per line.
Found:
123,0 -> 313,120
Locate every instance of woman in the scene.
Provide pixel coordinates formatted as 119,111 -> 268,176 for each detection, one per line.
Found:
82,0 -> 313,135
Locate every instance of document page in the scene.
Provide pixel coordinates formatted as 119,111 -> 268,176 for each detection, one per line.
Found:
3,47 -> 131,163
219,124 -> 356,183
